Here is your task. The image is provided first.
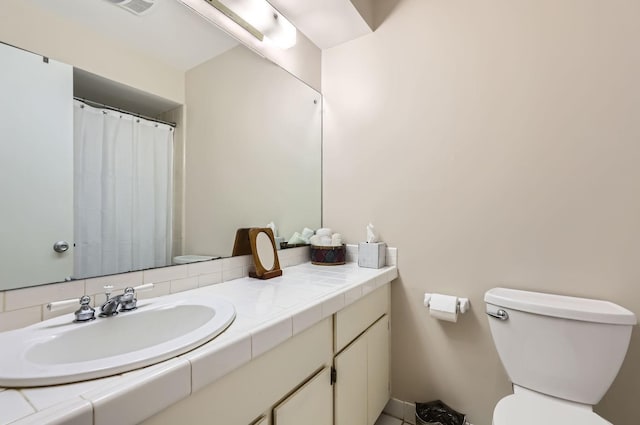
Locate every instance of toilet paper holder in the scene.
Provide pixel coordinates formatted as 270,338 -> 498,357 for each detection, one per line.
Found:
424,293 -> 470,314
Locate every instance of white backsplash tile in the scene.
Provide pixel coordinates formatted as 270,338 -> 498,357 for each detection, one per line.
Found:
187,259 -> 221,277
221,256 -> 243,270
137,281 -> 170,300
143,265 -> 188,284
345,244 -> 359,263
5,280 -> 84,312
197,271 -> 223,287
0,306 -> 41,332
85,272 -> 143,295
222,266 -> 245,282
0,246 -> 396,335
386,247 -> 398,266
170,276 -> 198,293
0,390 -> 36,425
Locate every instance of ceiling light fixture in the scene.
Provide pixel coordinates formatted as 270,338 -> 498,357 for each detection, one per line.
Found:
178,0 -> 297,49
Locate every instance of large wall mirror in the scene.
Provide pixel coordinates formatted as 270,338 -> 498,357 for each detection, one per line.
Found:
0,0 -> 321,291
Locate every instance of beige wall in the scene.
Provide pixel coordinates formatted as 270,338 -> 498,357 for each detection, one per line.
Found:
322,0 -> 640,424
185,45 -> 322,257
0,0 -> 185,103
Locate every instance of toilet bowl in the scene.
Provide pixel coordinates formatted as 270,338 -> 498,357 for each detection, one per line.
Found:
485,288 -> 636,425
493,386 -> 611,425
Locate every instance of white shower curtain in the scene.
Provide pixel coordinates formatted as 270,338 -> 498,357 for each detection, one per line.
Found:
73,100 -> 173,279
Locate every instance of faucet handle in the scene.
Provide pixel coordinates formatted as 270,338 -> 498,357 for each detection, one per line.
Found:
103,285 -> 114,300
119,284 -> 154,312
46,295 -> 95,322
47,297 -> 81,312
74,295 -> 96,322
133,283 -> 154,293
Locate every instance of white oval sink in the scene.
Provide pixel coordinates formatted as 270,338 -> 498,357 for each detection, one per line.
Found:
0,295 -> 235,387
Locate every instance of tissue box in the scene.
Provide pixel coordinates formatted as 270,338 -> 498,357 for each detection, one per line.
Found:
358,242 -> 386,269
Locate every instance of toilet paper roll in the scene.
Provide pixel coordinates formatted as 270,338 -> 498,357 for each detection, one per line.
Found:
427,293 -> 459,323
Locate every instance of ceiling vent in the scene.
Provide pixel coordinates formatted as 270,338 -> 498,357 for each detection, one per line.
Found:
104,0 -> 156,16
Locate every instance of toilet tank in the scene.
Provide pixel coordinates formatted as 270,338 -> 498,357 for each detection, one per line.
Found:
485,288 -> 636,405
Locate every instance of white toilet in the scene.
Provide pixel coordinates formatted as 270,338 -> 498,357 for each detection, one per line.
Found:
485,288 -> 637,425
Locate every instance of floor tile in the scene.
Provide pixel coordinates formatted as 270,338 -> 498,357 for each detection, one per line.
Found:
375,413 -> 404,425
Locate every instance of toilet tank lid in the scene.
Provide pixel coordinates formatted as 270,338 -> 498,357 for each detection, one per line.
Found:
485,288 -> 637,325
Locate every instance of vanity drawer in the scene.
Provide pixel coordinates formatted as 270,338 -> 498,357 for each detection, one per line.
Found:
334,283 -> 389,353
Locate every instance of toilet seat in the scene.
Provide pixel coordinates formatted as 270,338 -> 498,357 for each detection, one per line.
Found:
493,392 -> 611,425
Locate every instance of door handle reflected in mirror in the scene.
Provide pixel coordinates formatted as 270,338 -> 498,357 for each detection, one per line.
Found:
53,240 -> 70,253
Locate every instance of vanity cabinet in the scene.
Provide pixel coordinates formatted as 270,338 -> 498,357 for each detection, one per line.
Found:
273,367 -> 333,425
334,284 -> 391,425
143,283 -> 391,425
143,317 -> 333,425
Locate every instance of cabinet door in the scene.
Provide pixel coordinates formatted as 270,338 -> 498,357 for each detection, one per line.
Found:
334,336 -> 368,425
251,416 -> 268,425
367,315 -> 390,424
273,367 -> 332,425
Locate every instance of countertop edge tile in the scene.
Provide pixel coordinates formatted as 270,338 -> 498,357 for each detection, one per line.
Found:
8,397 -> 92,425
291,303 -> 322,336
186,332 -> 252,393
0,389 -> 36,425
82,357 -> 191,425
251,315 -> 293,358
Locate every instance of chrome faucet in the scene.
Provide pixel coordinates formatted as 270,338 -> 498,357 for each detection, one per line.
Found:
100,286 -> 138,317
47,295 -> 96,322
75,295 -> 96,322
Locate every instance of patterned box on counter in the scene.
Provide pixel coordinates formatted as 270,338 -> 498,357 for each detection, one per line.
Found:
358,242 -> 386,269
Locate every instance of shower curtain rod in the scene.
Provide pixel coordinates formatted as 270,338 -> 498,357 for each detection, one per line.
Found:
73,97 -> 177,128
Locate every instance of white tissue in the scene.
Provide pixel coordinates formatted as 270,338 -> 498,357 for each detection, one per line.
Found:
316,228 -> 332,237
331,233 -> 343,246
266,221 -> 278,237
366,223 -> 378,243
424,293 -> 459,323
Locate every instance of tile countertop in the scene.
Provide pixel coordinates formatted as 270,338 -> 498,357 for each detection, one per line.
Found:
0,262 -> 398,425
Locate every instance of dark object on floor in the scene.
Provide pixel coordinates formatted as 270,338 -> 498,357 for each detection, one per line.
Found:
415,400 -> 466,425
